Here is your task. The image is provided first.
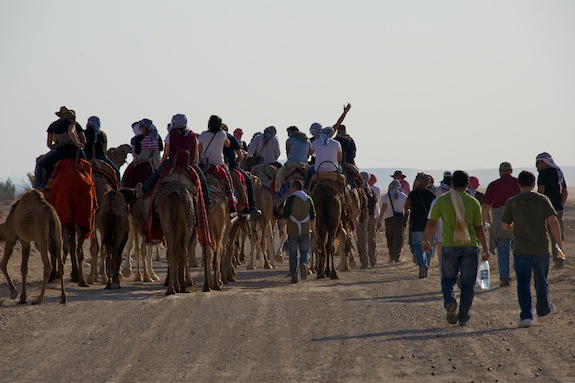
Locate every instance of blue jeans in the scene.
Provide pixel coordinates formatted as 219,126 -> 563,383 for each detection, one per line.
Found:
513,254 -> 552,320
410,231 -> 431,267
441,246 -> 479,323
288,235 -> 311,277
495,237 -> 512,280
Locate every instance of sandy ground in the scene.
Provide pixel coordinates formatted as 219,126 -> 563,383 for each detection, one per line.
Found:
0,199 -> 574,383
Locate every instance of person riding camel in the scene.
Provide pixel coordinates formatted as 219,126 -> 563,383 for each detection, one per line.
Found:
84,116 -> 121,186
304,103 -> 351,191
198,115 -> 237,217
141,114 -> 212,207
222,123 -> 261,216
34,106 -> 87,190
122,119 -> 163,189
334,124 -> 357,165
274,126 -> 310,193
246,126 -> 282,169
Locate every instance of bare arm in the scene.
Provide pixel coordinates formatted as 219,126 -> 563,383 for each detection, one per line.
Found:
47,132 -> 56,150
333,103 -> 351,132
547,215 -> 565,249
161,141 -> 170,162
68,123 -> 84,149
481,203 -> 492,224
475,225 -> 491,261
235,148 -> 244,162
421,219 -> 439,252
376,202 -> 387,230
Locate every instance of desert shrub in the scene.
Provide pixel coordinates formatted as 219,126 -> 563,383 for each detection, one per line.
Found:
0,178 -> 16,201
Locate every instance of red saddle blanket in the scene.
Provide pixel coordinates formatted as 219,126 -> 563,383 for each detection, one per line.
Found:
47,158 -> 97,241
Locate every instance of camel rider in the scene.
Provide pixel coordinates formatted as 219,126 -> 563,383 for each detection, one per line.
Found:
141,114 -> 212,208
34,106 -> 86,190
307,122 -> 322,168
304,103 -> 351,190
84,116 -> 121,185
247,126 -> 282,168
334,124 -> 357,165
274,126 -> 310,192
222,124 -> 261,216
131,119 -> 163,170
198,115 -> 237,216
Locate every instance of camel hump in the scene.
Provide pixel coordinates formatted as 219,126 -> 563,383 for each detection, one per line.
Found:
163,170 -> 197,192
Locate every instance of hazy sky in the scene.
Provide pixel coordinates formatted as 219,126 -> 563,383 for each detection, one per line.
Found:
1,0 -> 573,183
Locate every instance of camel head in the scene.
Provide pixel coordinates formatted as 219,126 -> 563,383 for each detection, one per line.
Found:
106,144 -> 132,168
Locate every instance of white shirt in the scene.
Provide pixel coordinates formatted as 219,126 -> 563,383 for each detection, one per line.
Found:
372,184 -> 381,218
311,138 -> 341,172
198,130 -> 227,166
381,191 -> 407,219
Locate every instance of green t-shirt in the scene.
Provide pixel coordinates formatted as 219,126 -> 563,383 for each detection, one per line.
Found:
429,190 -> 483,247
501,192 -> 557,256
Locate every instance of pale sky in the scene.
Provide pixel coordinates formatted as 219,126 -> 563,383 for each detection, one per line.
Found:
1,0 -> 574,183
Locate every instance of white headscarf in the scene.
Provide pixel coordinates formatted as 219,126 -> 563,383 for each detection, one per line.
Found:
536,152 -> 564,183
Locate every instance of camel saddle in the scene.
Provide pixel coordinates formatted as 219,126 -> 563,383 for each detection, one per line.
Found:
90,159 -> 119,189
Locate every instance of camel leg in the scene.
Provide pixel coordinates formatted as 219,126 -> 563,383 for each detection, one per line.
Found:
134,238 -> 144,282
202,246 -> 212,292
88,235 -> 99,284
121,228 -> 135,279
76,238 -> 89,287
0,241 -> 18,300
17,242 -> 33,304
32,242 -> 53,305
145,244 -> 159,281
143,244 -> 152,282
54,247 -> 67,304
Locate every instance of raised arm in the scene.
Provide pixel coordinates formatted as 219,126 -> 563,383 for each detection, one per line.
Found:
333,103 -> 351,132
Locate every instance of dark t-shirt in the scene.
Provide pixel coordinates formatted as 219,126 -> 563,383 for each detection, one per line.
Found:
334,134 -> 356,164
501,192 -> 557,255
48,120 -> 83,135
537,167 -> 565,210
84,128 -> 107,159
408,188 -> 436,231
224,133 -> 241,169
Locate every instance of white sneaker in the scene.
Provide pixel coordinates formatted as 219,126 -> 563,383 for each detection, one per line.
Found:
538,304 -> 556,322
518,318 -> 533,328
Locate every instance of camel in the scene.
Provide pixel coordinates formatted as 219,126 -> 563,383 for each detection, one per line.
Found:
106,144 -> 132,169
155,180 -> 195,295
247,164 -> 283,270
94,189 -> 136,289
311,173 -> 347,279
121,194 -> 160,282
47,158 -> 97,287
0,189 -> 66,304
87,159 -> 119,285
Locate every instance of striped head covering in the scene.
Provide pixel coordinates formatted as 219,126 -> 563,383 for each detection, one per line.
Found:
320,126 -> 334,145
536,152 -> 564,182
87,116 -> 101,141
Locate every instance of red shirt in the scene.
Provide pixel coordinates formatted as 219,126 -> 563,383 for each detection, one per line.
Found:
168,129 -> 197,166
483,173 -> 520,208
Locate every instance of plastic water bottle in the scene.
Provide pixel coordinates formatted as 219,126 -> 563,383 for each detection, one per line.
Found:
479,260 -> 490,290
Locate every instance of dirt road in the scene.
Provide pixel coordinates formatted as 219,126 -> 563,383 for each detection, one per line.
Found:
1,201 -> 574,383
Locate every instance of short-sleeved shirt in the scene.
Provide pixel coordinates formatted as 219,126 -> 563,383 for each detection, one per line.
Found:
286,132 -> 310,163
537,167 -> 565,211
311,138 -> 341,172
84,128 -> 108,159
501,192 -> 557,255
282,191 -> 316,237
334,134 -> 356,165
223,133 -> 241,169
407,188 -> 436,232
483,173 -> 520,209
430,190 -> 483,247
381,191 -> 407,220
198,130 -> 227,166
